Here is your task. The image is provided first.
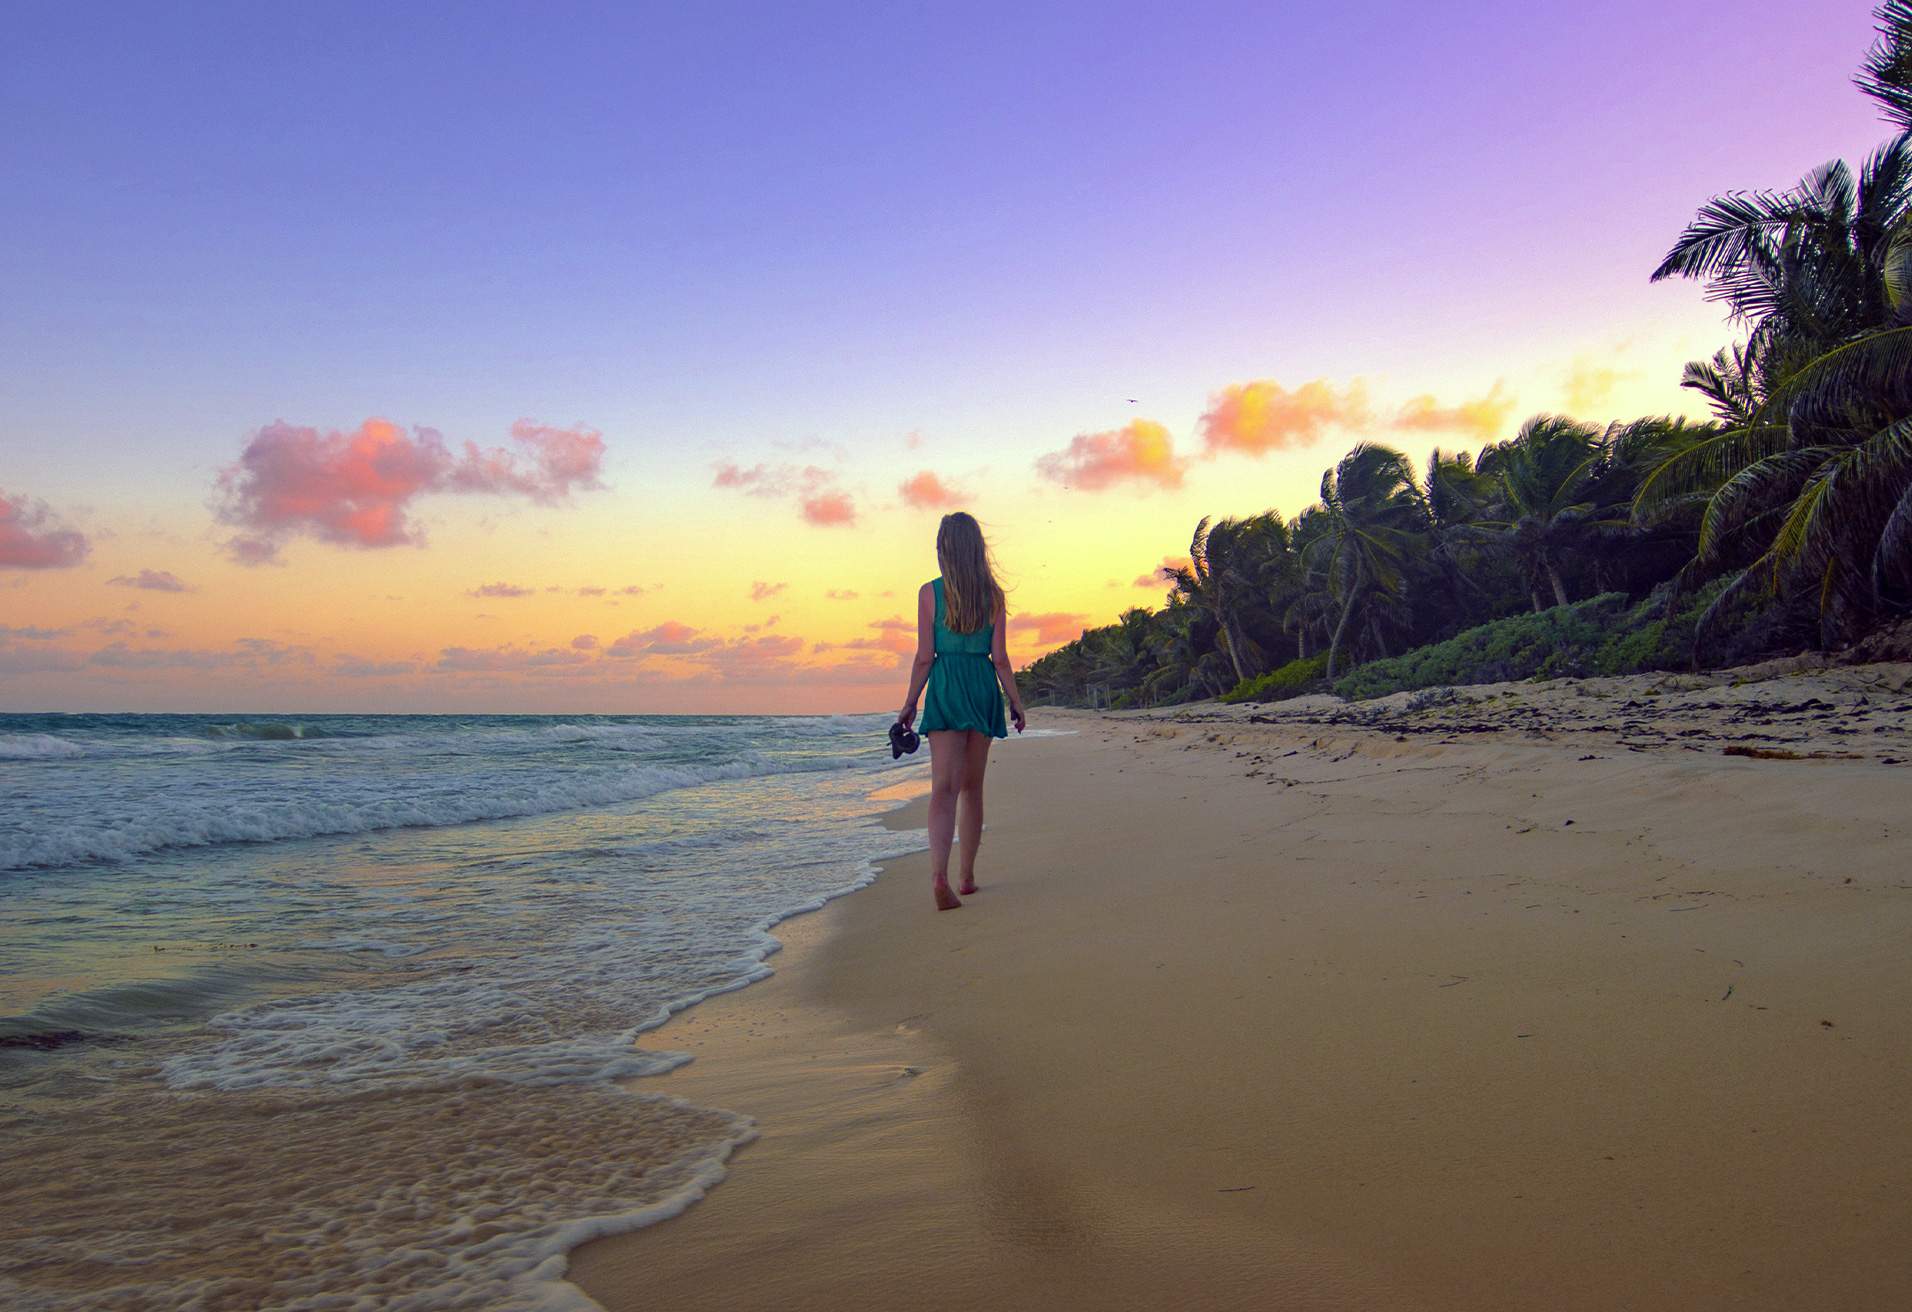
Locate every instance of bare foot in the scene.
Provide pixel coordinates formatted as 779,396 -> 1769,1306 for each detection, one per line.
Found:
933,881 -> 962,911
957,877 -> 978,895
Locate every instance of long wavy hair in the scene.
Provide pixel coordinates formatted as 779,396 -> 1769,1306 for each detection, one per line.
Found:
936,512 -> 1005,634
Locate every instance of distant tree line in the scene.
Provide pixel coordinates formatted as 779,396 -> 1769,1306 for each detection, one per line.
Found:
1021,3 -> 1912,708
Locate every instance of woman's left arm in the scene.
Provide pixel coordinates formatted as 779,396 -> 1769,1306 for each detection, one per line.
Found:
990,603 -> 1027,733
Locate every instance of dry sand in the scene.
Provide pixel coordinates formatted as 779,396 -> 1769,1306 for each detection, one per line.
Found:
570,663 -> 1912,1311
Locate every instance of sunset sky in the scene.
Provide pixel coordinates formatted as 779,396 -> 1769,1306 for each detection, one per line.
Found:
0,0 -> 1892,713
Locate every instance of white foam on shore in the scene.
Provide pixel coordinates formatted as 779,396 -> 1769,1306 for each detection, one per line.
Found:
1,753 -> 852,870
4,729 -> 932,1311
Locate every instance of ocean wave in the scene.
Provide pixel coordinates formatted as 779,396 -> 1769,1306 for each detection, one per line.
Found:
0,733 -> 86,760
203,721 -> 329,741
0,754 -> 852,871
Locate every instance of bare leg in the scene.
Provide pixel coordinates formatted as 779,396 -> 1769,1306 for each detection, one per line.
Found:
956,731 -> 991,895
925,731 -> 967,910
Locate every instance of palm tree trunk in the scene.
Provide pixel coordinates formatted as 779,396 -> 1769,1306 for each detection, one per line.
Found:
1224,616 -> 1257,682
1546,561 -> 1569,609
1327,586 -> 1359,678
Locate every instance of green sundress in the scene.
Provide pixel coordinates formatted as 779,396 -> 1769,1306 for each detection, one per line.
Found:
919,577 -> 1008,738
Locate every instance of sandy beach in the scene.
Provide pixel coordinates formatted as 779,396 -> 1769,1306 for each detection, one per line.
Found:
572,661 -> 1912,1311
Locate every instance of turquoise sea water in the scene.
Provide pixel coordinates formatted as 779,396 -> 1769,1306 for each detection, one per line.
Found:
0,711 -> 926,1310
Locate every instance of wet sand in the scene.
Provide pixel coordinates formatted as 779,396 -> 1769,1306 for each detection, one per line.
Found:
570,663 -> 1912,1311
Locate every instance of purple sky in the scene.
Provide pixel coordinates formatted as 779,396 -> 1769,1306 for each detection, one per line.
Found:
0,0 -> 1900,710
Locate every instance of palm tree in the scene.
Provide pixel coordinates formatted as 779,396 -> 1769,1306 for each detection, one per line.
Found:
1304,444 -> 1429,678
1170,513 -> 1287,685
1640,125 -> 1912,641
1860,1 -> 1912,131
1476,417 -> 1610,611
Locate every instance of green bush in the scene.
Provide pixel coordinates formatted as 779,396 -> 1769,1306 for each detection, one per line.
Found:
1331,595 -> 1633,700
1220,654 -> 1329,703
1327,584 -> 1765,701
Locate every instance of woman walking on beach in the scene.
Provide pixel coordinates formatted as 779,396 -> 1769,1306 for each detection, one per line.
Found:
897,512 -> 1027,910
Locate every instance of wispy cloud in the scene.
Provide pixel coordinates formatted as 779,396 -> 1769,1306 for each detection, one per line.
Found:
713,461 -> 858,526
1198,380 -> 1370,457
1562,360 -> 1630,416
1035,420 -> 1185,491
1010,611 -> 1090,647
217,417 -> 606,563
749,580 -> 787,602
0,490 -> 90,570
468,581 -> 535,598
606,621 -> 722,659
1134,555 -> 1191,588
1394,381 -> 1514,439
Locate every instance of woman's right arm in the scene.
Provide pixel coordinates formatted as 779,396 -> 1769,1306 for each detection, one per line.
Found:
897,582 -> 935,727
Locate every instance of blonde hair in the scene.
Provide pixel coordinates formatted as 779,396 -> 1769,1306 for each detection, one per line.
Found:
936,511 -> 1005,634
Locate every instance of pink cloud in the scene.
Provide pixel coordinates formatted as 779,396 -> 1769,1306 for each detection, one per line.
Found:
800,490 -> 857,525
713,461 -> 857,526
0,490 -> 90,569
335,656 -> 417,677
572,634 -> 599,650
107,569 -> 190,592
1134,555 -> 1192,588
1035,420 -> 1184,491
437,644 -> 593,673
750,580 -> 787,602
898,470 -> 967,509
1010,612 -> 1091,653
468,582 -> 534,598
694,634 -> 807,681
216,417 -> 606,563
825,588 -> 859,601
1394,381 -> 1515,439
607,621 -> 721,659
1198,380 -> 1369,457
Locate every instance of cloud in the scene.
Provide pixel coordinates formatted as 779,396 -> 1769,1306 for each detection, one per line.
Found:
1010,611 -> 1091,646
815,616 -> 917,658
437,644 -> 594,673
1035,420 -> 1185,491
606,621 -> 721,659
0,623 -> 70,641
713,461 -> 857,527
571,634 -> 599,650
750,580 -> 787,602
468,581 -> 534,598
87,637 -> 313,670
575,586 -> 607,597
825,589 -> 858,601
1198,380 -> 1370,457
1394,381 -> 1514,439
335,656 -> 417,677
1562,360 -> 1631,415
1134,555 -> 1191,588
800,490 -> 856,525
216,417 -> 606,563
693,634 -> 808,681
0,490 -> 90,569
106,568 -> 190,592
898,470 -> 968,509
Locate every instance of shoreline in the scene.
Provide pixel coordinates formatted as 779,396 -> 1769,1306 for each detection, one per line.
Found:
570,664 -> 1912,1310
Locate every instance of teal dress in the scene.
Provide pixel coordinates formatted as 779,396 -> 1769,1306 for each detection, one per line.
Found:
919,578 -> 1008,738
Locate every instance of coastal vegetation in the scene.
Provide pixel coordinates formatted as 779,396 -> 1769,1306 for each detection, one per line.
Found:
1020,5 -> 1912,708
